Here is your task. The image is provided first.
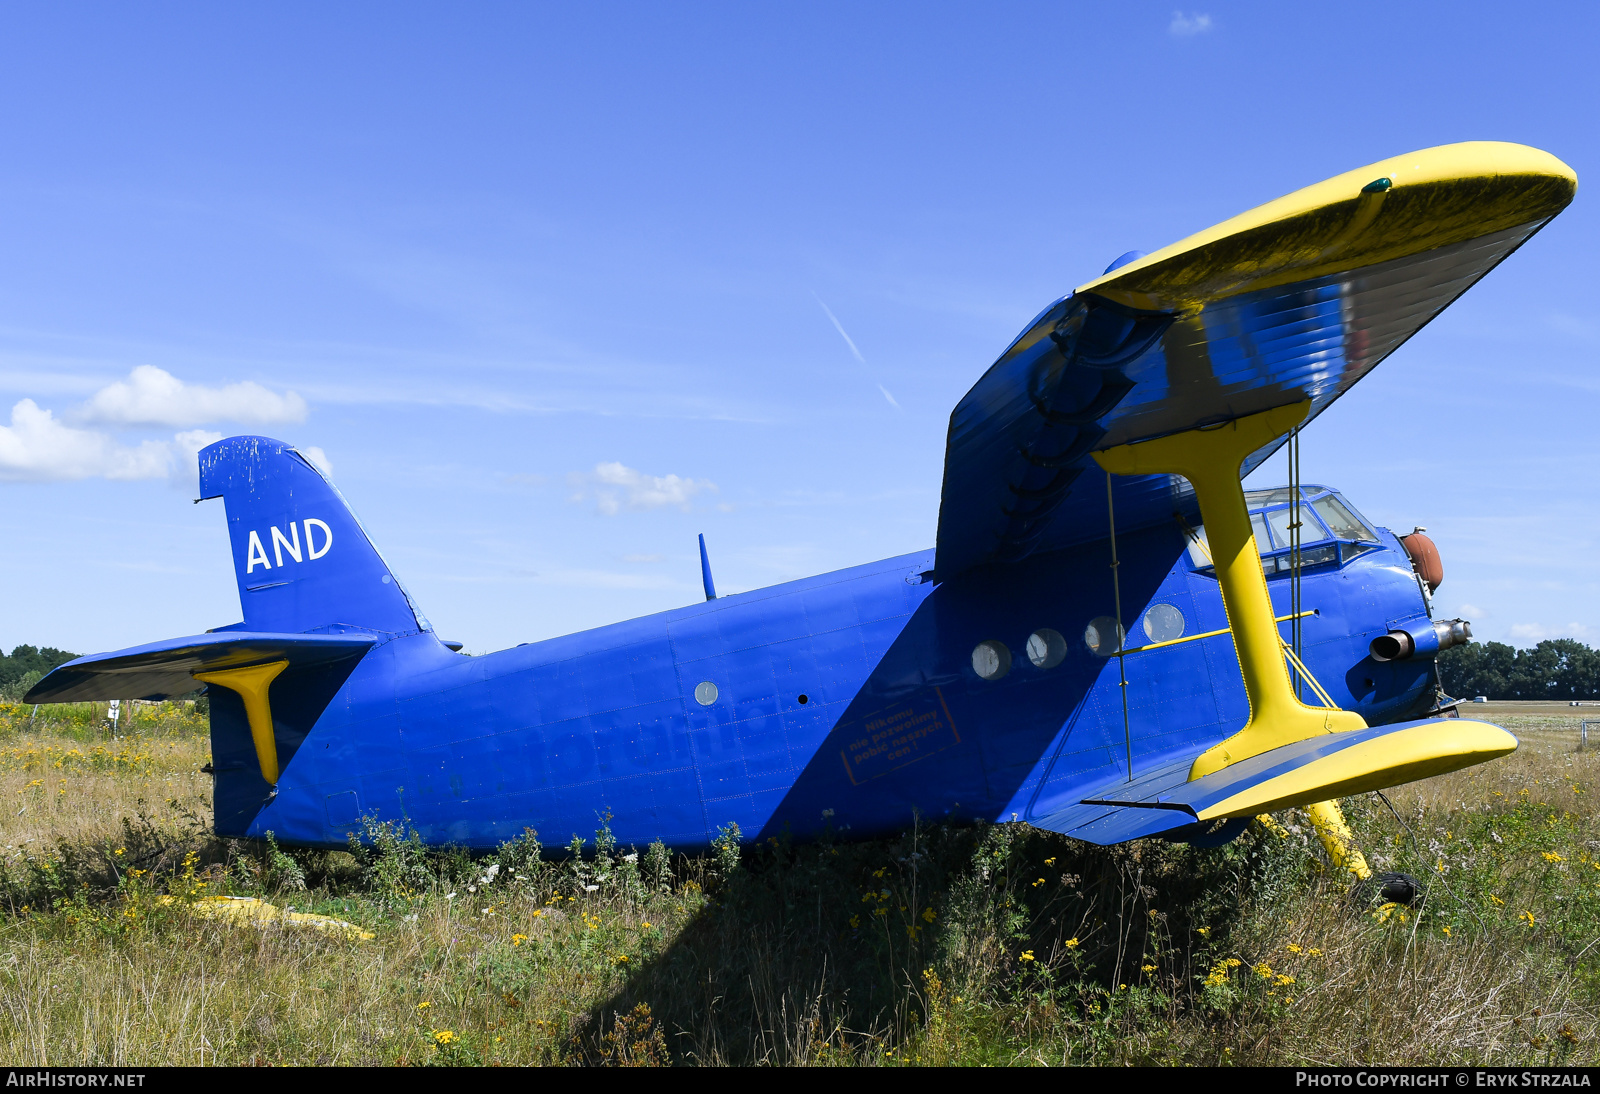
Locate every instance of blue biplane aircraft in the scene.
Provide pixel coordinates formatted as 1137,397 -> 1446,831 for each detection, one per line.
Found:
29,142 -> 1578,877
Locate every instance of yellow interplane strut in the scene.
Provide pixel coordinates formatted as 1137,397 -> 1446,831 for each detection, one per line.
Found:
1093,401 -> 1366,782
1305,801 -> 1371,881
193,660 -> 288,784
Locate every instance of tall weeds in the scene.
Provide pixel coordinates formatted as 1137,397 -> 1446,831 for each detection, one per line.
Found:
0,705 -> 1591,1065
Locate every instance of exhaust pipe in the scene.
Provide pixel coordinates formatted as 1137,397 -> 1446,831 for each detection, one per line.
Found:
1370,618 -> 1471,662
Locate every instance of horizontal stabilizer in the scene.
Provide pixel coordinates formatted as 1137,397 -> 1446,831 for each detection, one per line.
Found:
1033,718 -> 1516,845
25,631 -> 378,703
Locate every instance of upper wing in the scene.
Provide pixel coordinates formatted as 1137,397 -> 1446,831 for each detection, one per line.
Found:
935,141 -> 1577,578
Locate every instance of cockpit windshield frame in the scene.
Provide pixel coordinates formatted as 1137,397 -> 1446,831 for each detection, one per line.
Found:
1184,485 -> 1381,577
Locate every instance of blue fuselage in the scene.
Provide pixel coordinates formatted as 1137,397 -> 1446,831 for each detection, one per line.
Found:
213,514 -> 1437,851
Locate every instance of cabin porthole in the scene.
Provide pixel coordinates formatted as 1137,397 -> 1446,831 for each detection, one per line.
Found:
797,693 -> 809,705
694,681 -> 718,706
1143,603 -> 1185,644
1084,617 -> 1125,657
971,640 -> 1011,681
1026,628 -> 1067,669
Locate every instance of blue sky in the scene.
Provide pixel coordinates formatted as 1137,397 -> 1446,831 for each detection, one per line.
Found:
0,3 -> 1595,656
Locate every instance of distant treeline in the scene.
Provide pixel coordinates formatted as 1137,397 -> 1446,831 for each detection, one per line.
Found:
1438,639 -> 1600,701
0,644 -> 79,701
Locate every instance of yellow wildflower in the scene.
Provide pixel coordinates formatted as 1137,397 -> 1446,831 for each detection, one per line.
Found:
1542,851 -> 1565,864
433,1030 -> 455,1045
1064,937 -> 1080,949
1286,943 -> 1302,954
1019,950 -> 1035,962
511,934 -> 527,946
417,1001 -> 431,1011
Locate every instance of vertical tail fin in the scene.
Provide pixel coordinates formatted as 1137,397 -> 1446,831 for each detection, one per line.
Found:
198,436 -> 430,636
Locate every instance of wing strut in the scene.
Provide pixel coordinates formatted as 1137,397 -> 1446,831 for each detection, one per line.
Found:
1094,400 -> 1367,781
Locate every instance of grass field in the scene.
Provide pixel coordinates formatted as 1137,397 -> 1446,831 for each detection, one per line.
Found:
0,699 -> 1594,1066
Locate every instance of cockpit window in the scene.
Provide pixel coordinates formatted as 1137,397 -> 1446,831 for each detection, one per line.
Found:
1243,487 -> 1296,506
1311,494 -> 1377,542
1186,486 -> 1380,574
1251,512 -> 1271,554
1263,506 -> 1299,549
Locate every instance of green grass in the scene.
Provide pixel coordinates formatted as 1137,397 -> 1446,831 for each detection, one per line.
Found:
0,701 -> 1594,1065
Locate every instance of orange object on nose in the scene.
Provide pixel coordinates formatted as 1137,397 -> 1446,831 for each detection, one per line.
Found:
1399,530 -> 1443,592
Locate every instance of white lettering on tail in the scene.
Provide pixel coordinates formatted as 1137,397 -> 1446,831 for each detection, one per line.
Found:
271,523 -> 302,566
246,530 -> 272,573
304,518 -> 333,559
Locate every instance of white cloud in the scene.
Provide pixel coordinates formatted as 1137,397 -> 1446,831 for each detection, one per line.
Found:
1169,11 -> 1213,36
1507,622 -> 1599,644
172,429 -> 224,493
0,399 -> 176,482
80,365 -> 307,427
568,461 -> 717,515
1459,603 -> 1484,617
299,445 -> 333,477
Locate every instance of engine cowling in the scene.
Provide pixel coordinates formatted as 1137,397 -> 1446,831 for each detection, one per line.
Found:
1370,617 -> 1472,662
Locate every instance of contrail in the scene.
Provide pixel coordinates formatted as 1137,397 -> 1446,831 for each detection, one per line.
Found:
813,293 -> 901,411
811,293 -> 866,364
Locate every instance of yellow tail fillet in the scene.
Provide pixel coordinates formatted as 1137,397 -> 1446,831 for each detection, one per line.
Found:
193,660 -> 288,785
1093,401 -> 1367,782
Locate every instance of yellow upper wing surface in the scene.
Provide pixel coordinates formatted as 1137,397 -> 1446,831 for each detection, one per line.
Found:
936,141 -> 1576,577
1079,141 -> 1576,313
